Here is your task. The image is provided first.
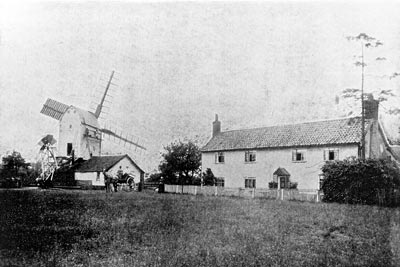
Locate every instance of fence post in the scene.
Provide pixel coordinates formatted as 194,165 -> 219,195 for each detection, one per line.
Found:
176,185 -> 179,194
252,188 -> 255,199
214,185 -> 217,196
194,185 -> 197,195
281,189 -> 284,201
316,190 -> 319,202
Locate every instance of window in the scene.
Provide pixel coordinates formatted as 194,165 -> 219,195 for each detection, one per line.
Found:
215,152 -> 225,163
67,143 -> 73,156
292,149 -> 305,162
245,177 -> 256,188
324,149 -> 339,161
96,172 -> 100,182
216,177 -> 225,187
319,174 -> 325,190
245,151 -> 256,162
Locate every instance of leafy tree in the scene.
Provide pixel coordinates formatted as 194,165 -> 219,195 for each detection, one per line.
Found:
202,168 -> 216,186
342,33 -> 400,159
159,140 -> 201,185
1,151 -> 27,177
146,172 -> 162,183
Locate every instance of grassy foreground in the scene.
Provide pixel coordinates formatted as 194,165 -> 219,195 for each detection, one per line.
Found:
0,189 -> 399,267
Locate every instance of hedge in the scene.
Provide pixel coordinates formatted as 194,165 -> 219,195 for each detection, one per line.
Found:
321,158 -> 400,206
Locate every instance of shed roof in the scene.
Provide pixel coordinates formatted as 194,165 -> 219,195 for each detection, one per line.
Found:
202,117 -> 367,152
75,155 -> 144,173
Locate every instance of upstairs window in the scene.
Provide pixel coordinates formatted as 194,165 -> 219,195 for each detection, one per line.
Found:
245,177 -> 256,189
292,149 -> 305,162
324,149 -> 339,161
215,152 -> 225,163
245,151 -> 256,162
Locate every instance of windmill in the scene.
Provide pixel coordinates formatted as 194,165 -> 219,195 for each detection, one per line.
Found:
39,71 -> 146,162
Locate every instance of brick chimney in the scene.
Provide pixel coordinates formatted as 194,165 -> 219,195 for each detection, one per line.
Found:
212,114 -> 221,137
363,93 -> 379,120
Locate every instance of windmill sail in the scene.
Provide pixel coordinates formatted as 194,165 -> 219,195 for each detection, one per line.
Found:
40,98 -> 69,120
101,128 -> 146,151
94,71 -> 114,119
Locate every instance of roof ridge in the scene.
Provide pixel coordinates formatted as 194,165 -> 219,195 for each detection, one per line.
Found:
221,116 -> 361,134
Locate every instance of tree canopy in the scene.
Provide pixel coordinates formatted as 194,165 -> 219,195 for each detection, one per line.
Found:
159,140 -> 201,185
1,151 -> 27,177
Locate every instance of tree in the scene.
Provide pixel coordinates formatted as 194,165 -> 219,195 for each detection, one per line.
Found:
1,151 -> 27,177
159,140 -> 201,185
343,33 -> 400,158
344,33 -> 384,159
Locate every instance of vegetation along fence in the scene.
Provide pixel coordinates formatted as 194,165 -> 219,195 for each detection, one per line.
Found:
164,184 -> 322,202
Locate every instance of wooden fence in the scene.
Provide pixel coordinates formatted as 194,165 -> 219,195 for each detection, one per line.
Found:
164,184 -> 322,202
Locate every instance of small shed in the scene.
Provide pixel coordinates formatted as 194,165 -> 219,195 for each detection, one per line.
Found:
74,154 -> 144,188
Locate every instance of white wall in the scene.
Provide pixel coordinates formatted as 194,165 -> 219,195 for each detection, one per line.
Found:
202,145 -> 359,190
58,106 -> 101,159
75,171 -> 104,186
107,157 -> 142,183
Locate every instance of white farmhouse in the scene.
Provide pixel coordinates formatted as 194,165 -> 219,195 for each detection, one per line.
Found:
201,96 -> 394,190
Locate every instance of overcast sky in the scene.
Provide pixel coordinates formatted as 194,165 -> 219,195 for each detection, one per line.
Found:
1,1 -> 400,171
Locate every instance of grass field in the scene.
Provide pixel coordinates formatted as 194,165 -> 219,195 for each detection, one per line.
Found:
0,189 -> 399,267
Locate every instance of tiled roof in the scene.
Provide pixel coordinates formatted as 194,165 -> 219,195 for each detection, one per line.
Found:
201,117 -> 367,152
75,155 -> 144,173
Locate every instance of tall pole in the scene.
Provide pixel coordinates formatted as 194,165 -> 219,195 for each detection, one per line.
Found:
361,42 -> 365,160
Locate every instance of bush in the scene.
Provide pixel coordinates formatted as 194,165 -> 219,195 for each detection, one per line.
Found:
268,181 -> 297,189
289,182 -> 298,189
321,158 -> 400,206
269,181 -> 278,189
202,168 -> 216,186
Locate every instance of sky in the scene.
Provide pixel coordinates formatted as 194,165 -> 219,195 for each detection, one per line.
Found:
1,1 -> 400,171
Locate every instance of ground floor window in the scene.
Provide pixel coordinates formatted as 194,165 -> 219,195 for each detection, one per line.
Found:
96,172 -> 100,182
245,177 -> 256,188
216,177 -> 224,187
319,174 -> 325,190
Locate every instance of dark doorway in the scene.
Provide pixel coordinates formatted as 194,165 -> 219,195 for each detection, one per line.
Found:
67,143 -> 73,156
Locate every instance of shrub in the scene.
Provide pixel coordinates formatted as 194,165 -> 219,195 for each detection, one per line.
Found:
269,181 -> 278,189
321,158 -> 400,206
202,168 -> 216,186
289,182 -> 298,189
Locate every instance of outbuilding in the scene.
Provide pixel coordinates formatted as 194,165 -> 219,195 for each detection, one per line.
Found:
74,154 -> 144,188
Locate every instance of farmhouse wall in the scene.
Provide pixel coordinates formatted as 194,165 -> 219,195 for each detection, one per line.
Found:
365,121 -> 391,159
202,145 -> 359,190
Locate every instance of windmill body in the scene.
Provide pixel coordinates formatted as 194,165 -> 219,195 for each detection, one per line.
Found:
59,106 -> 102,159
